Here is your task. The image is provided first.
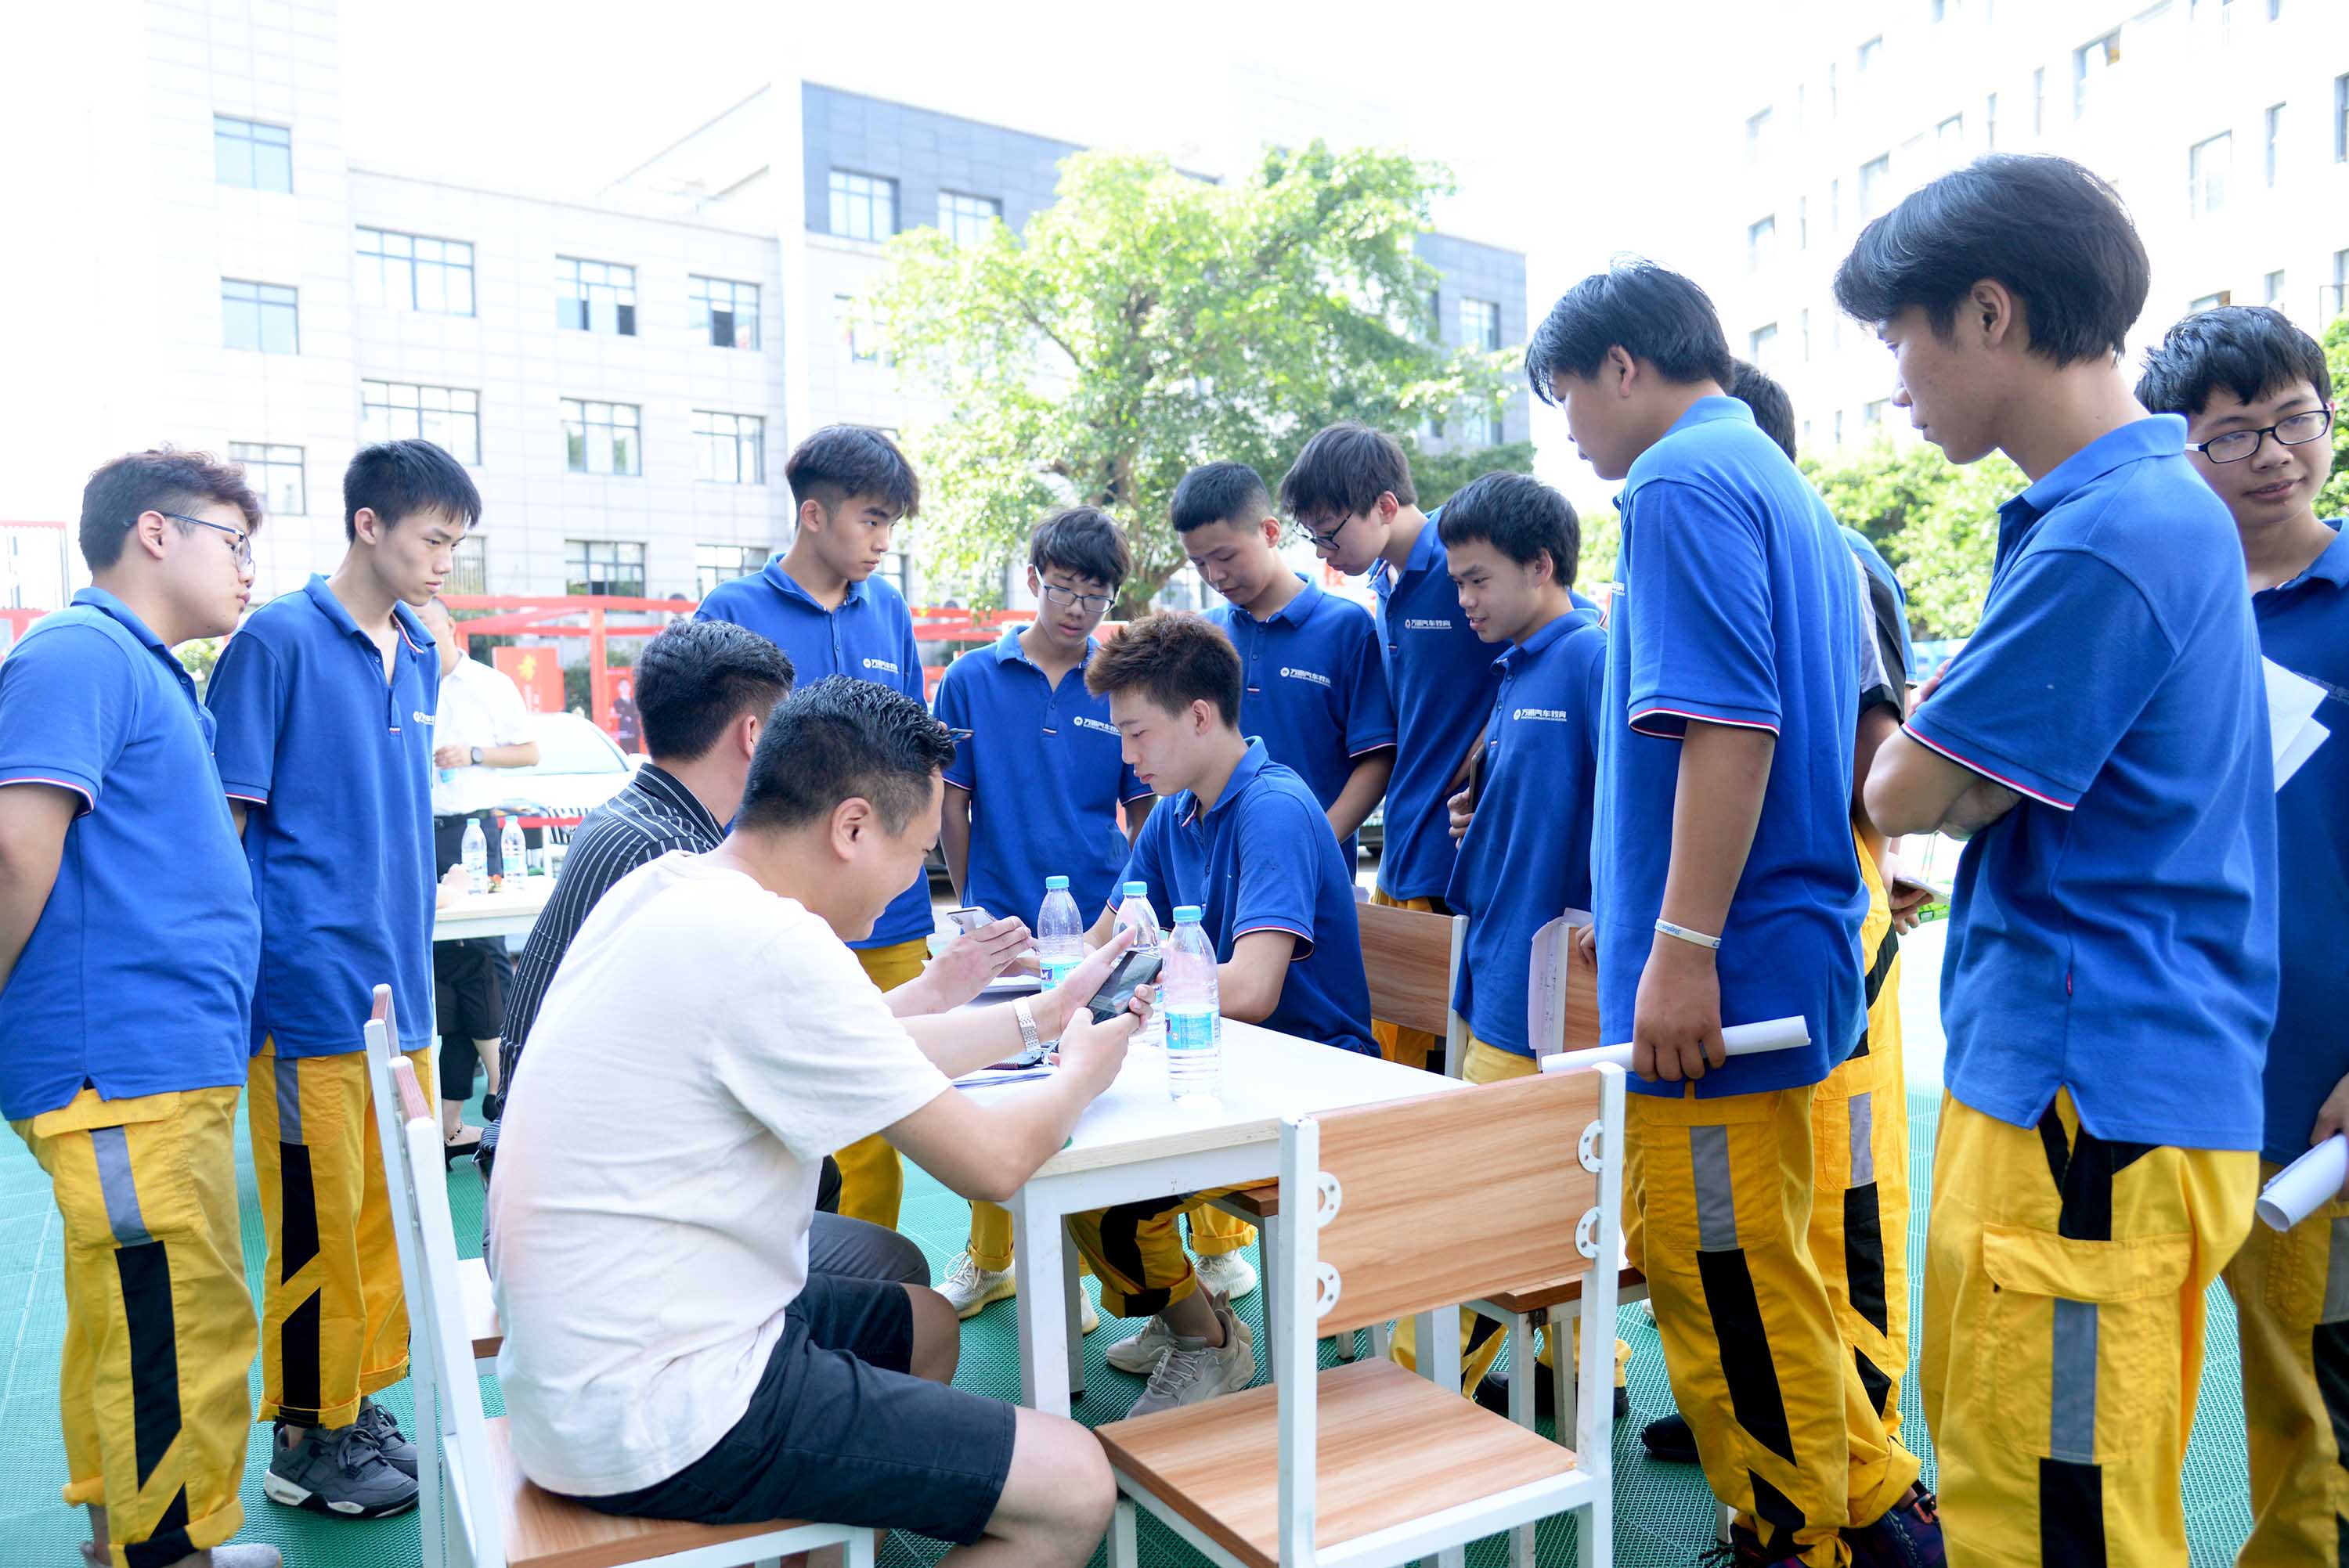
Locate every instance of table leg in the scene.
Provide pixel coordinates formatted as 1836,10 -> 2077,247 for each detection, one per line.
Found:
1507,1315 -> 1535,1568
1012,1186 -> 1070,1416
1061,1225 -> 1086,1402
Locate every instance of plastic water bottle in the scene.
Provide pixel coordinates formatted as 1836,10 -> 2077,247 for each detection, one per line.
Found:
500,813 -> 526,889
1037,875 -> 1084,992
1113,881 -> 1165,1047
461,818 -> 489,896
1164,905 -> 1221,1103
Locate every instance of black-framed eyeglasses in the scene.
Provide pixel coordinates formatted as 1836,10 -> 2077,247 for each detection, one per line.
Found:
1039,582 -> 1115,616
2186,406 -> 2333,464
1302,513 -> 1355,551
156,510 -> 254,568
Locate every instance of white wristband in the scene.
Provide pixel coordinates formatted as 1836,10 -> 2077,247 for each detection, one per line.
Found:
1654,918 -> 1723,951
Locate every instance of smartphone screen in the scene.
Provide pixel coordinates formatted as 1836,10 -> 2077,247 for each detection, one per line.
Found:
949,907 -> 990,935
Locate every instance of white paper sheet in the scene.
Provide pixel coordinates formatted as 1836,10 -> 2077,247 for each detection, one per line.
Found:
2257,1134 -> 2347,1231
1528,907 -> 1594,1059
2265,656 -> 2330,791
1540,1015 -> 1810,1075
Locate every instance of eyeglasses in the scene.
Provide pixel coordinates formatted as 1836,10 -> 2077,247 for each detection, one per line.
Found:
1302,513 -> 1355,551
1039,582 -> 1116,616
2186,406 -> 2333,464
156,511 -> 254,568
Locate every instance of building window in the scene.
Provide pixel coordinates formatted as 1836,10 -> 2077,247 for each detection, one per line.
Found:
939,191 -> 1002,246
221,280 -> 298,354
1857,35 -> 1883,71
445,537 -> 489,597
1748,323 -> 1779,372
1800,308 -> 1812,361
1858,157 -> 1891,220
1834,409 -> 1846,445
564,539 -> 645,599
2336,73 -> 2347,161
2188,290 -> 2233,312
2033,67 -> 2047,135
2266,103 -> 2286,186
1745,108 -> 1773,163
1829,177 -> 1841,231
2190,132 -> 2233,216
693,411 -> 765,485
2075,31 -> 2121,117
362,380 -> 481,463
828,170 -> 898,241
229,442 -> 304,516
695,543 -> 766,598
689,276 -> 760,349
214,115 -> 290,191
557,258 -> 636,335
1863,398 -> 1889,427
562,399 -> 641,476
356,228 -> 474,315
1459,297 -> 1502,351
1747,215 -> 1777,272
2265,269 -> 2288,305
1799,196 -> 1810,249
836,294 -> 885,363
1986,92 -> 2000,150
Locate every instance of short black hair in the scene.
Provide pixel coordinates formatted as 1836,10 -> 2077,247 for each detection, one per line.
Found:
2136,305 -> 2333,419
1435,472 -> 1581,582
1276,423 -> 1417,527
1028,506 -> 1131,589
784,425 -> 921,520
344,439 -> 482,542
79,447 -> 264,571
634,620 -> 797,762
1084,611 -> 1243,726
1526,260 -> 1736,400
1728,360 -> 1799,461
1831,153 -> 2148,368
1171,461 -> 1273,535
736,676 -> 954,836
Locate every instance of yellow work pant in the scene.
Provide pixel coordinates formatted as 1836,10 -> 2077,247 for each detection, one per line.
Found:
249,1040 -> 433,1426
840,938 -> 930,1230
1391,1037 -> 1629,1390
13,1087 -> 253,1568
1066,1188 -> 1241,1319
2226,1168 -> 2349,1567
1921,1088 -> 2254,1566
970,1200 -> 1249,1276
1629,1083 -> 1918,1565
1368,889 -> 1445,1072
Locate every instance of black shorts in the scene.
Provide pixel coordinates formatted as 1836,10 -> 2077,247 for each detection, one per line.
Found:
568,1273 -> 1016,1545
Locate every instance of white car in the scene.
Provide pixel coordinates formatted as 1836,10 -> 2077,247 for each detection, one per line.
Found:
483,712 -> 642,826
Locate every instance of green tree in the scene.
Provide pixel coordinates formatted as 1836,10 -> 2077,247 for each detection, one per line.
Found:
873,142 -> 1517,611
1409,438 -> 1536,512
2319,312 -> 2349,521
1802,442 -> 2023,640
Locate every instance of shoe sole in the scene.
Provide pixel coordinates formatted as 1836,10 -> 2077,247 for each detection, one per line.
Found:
262,1469 -> 418,1519
1196,1270 -> 1258,1300
1106,1335 -> 1172,1375
945,1273 -> 1018,1321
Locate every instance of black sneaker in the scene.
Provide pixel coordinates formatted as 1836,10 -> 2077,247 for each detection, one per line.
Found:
1844,1487 -> 1945,1568
1472,1361 -> 1629,1420
354,1396 -> 418,1478
262,1420 -> 418,1518
1640,1411 -> 1701,1462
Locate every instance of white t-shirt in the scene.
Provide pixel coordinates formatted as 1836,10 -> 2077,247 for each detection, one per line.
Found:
485,850 -> 952,1498
431,654 -> 534,816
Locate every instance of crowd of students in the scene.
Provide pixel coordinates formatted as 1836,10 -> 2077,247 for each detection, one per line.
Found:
0,146 -> 2340,1568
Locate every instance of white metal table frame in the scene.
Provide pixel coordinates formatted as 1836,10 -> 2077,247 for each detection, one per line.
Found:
1005,1021 -> 1461,1415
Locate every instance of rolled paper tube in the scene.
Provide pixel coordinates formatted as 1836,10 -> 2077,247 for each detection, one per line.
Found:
2257,1134 -> 2348,1231
1541,1015 -> 1810,1075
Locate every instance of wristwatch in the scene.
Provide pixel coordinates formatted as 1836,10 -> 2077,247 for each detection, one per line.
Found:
470,745 -> 484,766
1012,997 -> 1042,1054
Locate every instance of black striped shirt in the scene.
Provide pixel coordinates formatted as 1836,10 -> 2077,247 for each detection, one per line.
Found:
481,763 -> 723,1155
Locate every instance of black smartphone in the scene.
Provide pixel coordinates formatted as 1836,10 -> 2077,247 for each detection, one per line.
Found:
1087,950 -> 1164,1024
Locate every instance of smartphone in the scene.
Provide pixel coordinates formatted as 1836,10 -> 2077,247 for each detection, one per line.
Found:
1087,950 -> 1164,1024
948,907 -> 991,936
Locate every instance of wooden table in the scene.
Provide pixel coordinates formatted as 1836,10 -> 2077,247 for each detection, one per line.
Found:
1005,1022 -> 1460,1415
432,881 -> 554,944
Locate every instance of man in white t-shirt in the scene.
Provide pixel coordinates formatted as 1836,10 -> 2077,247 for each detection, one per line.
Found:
487,676 -> 1140,1566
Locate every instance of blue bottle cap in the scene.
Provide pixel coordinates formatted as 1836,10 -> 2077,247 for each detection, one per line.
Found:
1173,905 -> 1203,922
1045,875 -> 1070,890
1124,881 -> 1149,897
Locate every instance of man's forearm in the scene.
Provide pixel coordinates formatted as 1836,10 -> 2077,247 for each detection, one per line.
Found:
0,789 -> 75,992
1326,751 -> 1393,842
485,743 -> 539,768
900,1005 -> 1022,1077
1660,721 -> 1775,933
940,786 -> 972,903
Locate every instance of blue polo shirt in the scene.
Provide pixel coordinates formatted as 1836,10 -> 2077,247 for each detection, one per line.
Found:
206,577 -> 438,1056
0,590 -> 260,1119
697,561 -> 933,948
1596,397 -> 1867,1098
1445,610 -> 1606,1058
1371,515 -> 1498,903
1906,416 -> 2275,1151
1206,576 -> 1394,863
2253,521 -> 2349,1164
1841,526 -> 1914,679
1115,740 -> 1374,1056
932,627 -> 1148,928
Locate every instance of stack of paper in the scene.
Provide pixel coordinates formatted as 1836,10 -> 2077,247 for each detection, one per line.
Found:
2265,656 -> 2331,791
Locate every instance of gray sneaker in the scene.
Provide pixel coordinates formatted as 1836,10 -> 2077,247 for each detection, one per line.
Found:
355,1396 -> 418,1478
1126,1302 -> 1256,1418
1106,1287 -> 1225,1374
263,1419 -> 419,1518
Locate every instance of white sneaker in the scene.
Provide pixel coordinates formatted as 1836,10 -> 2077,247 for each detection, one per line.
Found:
1193,1249 -> 1258,1301
1126,1302 -> 1256,1418
939,1252 -> 1016,1319
1081,1292 -> 1100,1335
1106,1313 -> 1179,1374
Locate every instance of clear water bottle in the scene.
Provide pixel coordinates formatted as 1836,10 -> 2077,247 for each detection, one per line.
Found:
500,813 -> 526,889
1113,881 -> 1164,1047
1037,874 -> 1084,993
1164,905 -> 1221,1104
461,817 -> 489,896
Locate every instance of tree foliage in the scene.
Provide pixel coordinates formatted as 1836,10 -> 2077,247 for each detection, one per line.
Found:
2319,312 -> 2349,521
1802,442 -> 2022,640
872,142 -> 1517,611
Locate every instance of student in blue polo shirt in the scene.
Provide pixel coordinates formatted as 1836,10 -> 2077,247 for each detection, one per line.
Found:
1847,157 -> 2274,1567
207,438 -> 478,1523
931,505 -> 1154,1323
0,449 -> 277,1568
1532,260 -> 1935,1567
1172,460 -> 1394,863
2139,303 -> 2341,1568
696,424 -> 931,1231
1057,612 -> 1372,1418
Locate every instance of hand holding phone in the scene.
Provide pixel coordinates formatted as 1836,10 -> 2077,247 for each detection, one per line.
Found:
1088,950 -> 1164,1024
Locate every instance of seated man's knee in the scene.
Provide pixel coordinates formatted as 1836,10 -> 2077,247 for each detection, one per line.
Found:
875,1226 -> 931,1287
904,1285 -> 961,1383
994,1408 -> 1113,1559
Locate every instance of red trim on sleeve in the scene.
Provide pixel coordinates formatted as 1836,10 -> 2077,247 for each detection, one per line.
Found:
1900,723 -> 2076,812
0,776 -> 96,813
1626,705 -> 1781,740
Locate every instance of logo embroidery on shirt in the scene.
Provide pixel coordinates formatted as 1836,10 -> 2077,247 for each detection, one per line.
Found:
1513,707 -> 1574,723
413,712 -> 436,726
1404,618 -> 1452,631
861,658 -> 901,674
1072,715 -> 1119,736
1279,665 -> 1333,688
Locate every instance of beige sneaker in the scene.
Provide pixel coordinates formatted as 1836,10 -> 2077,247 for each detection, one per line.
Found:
1125,1301 -> 1255,1418
939,1251 -> 1016,1319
